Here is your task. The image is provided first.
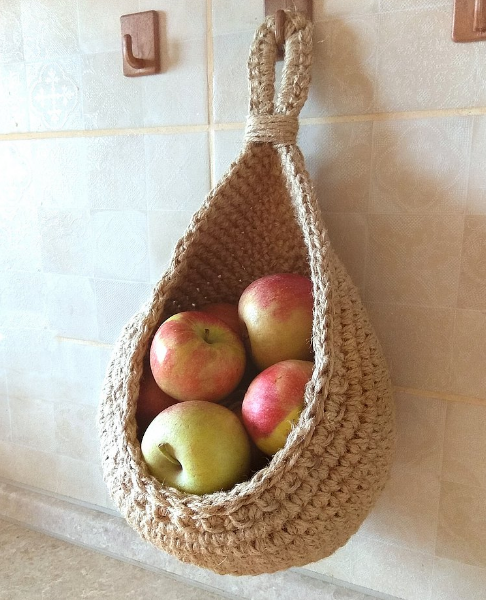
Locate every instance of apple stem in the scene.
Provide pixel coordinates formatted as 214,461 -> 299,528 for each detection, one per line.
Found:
204,328 -> 210,343
158,443 -> 182,468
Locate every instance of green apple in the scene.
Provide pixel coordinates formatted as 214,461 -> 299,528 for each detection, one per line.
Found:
141,401 -> 251,495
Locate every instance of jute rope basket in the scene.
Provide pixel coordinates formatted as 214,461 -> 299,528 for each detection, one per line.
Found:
98,12 -> 396,576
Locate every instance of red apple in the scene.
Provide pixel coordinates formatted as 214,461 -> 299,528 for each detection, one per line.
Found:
150,311 -> 246,403
241,359 -> 314,456
136,357 -> 178,439
199,303 -> 244,338
238,273 -> 314,371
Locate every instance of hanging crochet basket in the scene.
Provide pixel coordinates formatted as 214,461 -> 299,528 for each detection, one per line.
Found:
98,12 -> 396,577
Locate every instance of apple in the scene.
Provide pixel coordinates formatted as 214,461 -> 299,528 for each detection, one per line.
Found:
141,401 -> 251,494
241,359 -> 314,456
238,273 -> 314,370
136,357 -> 178,439
150,311 -> 246,403
199,302 -> 244,338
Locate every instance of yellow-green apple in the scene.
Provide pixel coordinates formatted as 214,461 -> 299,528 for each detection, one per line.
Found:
136,357 -> 178,439
238,273 -> 313,370
199,302 -> 244,338
141,400 -> 251,494
150,311 -> 246,403
241,359 -> 314,456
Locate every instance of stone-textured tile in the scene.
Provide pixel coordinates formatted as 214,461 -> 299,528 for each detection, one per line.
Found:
0,271 -> 48,330
442,402 -> 486,491
212,0 -> 263,35
450,309 -> 486,400
0,394 -> 10,442
143,38 -> 208,126
26,58 -> 84,131
302,16 -> 379,119
366,303 -> 454,392
148,210 -> 194,283
95,279 -> 152,344
394,391 -> 446,475
87,136 -> 146,211
20,0 -> 79,61
458,216 -> 486,310
467,117 -> 486,215
299,121 -> 373,213
92,210 -> 149,282
45,273 -> 98,340
0,440 -> 59,493
213,128 -> 245,183
315,0 -> 378,19
303,534 -> 361,582
0,0 -> 23,64
322,213 -> 368,289
437,481 -> 486,568
145,133 -> 209,211
83,52 -> 143,130
78,0 -> 139,54
366,215 -> 463,307
56,458 -> 110,507
139,0 -> 207,41
9,397 -> 57,453
477,45 -> 486,105
55,403 -> 100,463
431,557 -> 486,600
0,62 -> 29,134
360,466 -> 440,554
375,8 -> 479,112
370,118 -> 471,214
379,0 -> 450,10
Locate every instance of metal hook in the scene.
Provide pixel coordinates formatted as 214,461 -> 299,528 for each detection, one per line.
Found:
122,34 -> 145,70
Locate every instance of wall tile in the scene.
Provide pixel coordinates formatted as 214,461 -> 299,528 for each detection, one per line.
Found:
0,0 -> 23,64
0,395 -> 10,442
0,440 -> 59,493
379,1 -> 450,10
143,38 -> 208,127
303,534 -> 361,582
366,214 -> 463,307
56,457 -> 109,507
0,271 -> 48,330
299,121 -> 373,213
212,0 -> 262,35
315,0 -> 378,19
78,0 -> 139,54
87,136 -> 146,211
458,216 -> 486,310
55,404 -> 100,463
0,63 -> 29,134
95,279 -> 152,344
9,397 -> 57,453
302,16 -> 378,119
467,117 -> 486,215
442,402 -> 486,491
370,118 -> 471,214
26,58 -> 84,131
139,0 -> 207,42
366,303 -> 454,392
83,52 -> 143,130
477,45 -> 486,105
450,309 -> 486,400
92,210 -> 149,282
148,210 -> 194,282
20,0 -> 79,62
431,557 -> 486,600
213,128 -> 245,183
437,480 -> 486,568
394,391 -> 446,476
145,133 -> 210,211
375,9 -> 478,112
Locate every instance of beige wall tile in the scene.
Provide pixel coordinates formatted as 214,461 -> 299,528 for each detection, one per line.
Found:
0,440 -> 59,493
450,309 -> 486,400
380,1 -> 450,9
366,303 -> 454,392
315,0 -> 378,20
9,397 -> 57,453
55,404 -> 100,463
0,394 -> 10,442
467,117 -> 486,215
370,118 -> 471,214
366,215 -> 463,307
375,9 -> 478,112
431,557 -> 486,600
437,481 -> 486,568
442,402 -> 486,491
299,121 -> 373,213
0,0 -> 23,64
56,457 -> 111,508
78,0 -> 139,54
394,391 -> 446,476
303,535 -> 360,581
458,217 -> 486,310
212,0 -> 263,35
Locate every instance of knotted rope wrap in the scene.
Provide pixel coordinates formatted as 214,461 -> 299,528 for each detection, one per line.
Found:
98,12 -> 395,577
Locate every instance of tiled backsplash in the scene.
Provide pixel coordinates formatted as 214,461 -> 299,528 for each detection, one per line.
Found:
1,1 -> 486,599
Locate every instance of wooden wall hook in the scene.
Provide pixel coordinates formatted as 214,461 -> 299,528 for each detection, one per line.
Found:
122,34 -> 145,70
121,10 -> 160,77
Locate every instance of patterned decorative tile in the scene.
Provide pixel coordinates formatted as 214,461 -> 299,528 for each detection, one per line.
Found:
0,63 -> 29,133
20,0 -> 79,61
82,52 -> 143,130
370,118 -> 471,214
375,8 -> 479,112
437,481 -> 486,568
450,309 -> 486,400
78,0 -> 139,54
366,303 -> 455,392
299,121 -> 373,212
145,133 -> 210,211
92,210 -> 149,282
0,0 -> 24,64
467,117 -> 486,215
26,58 -> 83,131
457,216 -> 486,310
87,136 -> 146,210
366,214 -> 463,307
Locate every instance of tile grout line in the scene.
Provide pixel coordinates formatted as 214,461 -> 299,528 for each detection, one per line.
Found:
206,0 -> 216,189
